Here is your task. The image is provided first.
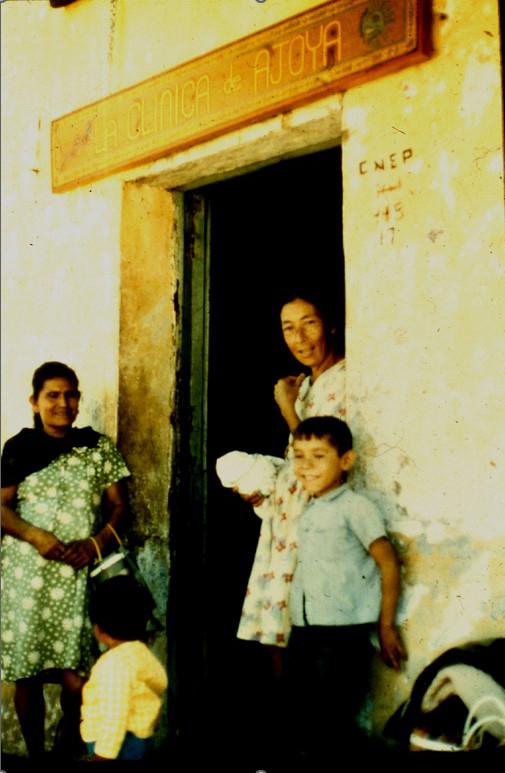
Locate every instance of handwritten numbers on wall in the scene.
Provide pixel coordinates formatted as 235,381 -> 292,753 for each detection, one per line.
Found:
358,148 -> 413,246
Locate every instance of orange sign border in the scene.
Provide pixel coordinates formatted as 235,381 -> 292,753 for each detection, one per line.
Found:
51,0 -> 431,192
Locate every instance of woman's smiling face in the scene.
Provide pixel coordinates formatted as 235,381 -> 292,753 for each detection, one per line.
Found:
280,298 -> 331,371
30,377 -> 80,437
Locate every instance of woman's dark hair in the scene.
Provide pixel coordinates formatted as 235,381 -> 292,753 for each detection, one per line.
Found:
31,361 -> 79,429
89,576 -> 153,642
32,361 -> 79,398
293,416 -> 353,456
276,285 -> 345,356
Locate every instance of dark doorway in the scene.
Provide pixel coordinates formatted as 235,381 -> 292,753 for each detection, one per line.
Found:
170,147 -> 344,764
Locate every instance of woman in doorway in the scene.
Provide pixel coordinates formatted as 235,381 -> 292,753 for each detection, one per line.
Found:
235,288 -> 346,653
1,361 -> 130,761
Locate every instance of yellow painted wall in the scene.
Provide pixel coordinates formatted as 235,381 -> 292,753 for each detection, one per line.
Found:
1,0 -> 328,756
341,0 -> 505,728
2,0 -> 504,755
1,0 -> 122,443
1,0 -> 323,446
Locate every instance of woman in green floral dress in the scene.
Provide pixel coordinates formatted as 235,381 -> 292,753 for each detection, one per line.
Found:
1,362 -> 130,760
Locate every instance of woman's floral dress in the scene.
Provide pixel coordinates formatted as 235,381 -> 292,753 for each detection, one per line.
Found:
237,359 -> 346,646
1,435 -> 129,681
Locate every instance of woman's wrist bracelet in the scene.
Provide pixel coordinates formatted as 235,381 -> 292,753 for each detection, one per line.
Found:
104,523 -> 123,546
89,535 -> 102,561
104,522 -> 122,545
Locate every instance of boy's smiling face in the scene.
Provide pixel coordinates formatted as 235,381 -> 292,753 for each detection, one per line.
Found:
293,435 -> 355,497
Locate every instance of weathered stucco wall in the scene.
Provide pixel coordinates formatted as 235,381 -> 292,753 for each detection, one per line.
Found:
1,0 -> 122,444
1,0 -> 324,446
1,0 -> 328,756
2,0 -> 504,756
341,1 -> 505,730
117,182 -> 181,623
118,183 -> 179,544
109,0 -> 326,92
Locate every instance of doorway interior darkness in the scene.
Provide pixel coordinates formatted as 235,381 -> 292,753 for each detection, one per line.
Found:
172,146 -> 344,755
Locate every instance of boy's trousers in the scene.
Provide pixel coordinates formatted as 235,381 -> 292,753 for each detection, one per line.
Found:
285,623 -> 375,754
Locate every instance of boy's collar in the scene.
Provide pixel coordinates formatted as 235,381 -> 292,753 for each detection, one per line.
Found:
308,482 -> 349,504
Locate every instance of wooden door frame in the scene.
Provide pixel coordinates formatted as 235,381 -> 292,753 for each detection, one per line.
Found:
167,192 -> 212,746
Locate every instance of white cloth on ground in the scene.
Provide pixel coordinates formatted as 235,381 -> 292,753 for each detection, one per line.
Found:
421,664 -> 505,740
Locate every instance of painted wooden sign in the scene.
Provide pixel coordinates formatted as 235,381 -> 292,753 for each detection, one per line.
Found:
51,0 -> 431,192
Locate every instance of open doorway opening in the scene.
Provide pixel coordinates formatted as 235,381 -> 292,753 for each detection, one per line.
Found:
173,146 -> 344,753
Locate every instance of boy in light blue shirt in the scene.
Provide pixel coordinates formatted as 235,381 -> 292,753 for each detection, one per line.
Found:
286,416 -> 406,757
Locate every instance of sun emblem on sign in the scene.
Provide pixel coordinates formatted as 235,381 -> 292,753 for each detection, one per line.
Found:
360,0 -> 395,47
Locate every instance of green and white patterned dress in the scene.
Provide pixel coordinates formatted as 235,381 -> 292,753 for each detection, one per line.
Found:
1,431 -> 130,682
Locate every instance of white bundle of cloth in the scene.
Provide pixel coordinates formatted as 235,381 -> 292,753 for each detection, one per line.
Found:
421,664 -> 505,741
215,451 -> 284,496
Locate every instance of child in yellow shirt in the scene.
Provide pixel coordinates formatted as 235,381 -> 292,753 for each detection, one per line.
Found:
81,576 -> 168,761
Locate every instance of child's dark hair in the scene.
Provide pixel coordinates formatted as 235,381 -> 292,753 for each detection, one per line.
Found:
293,416 -> 353,456
89,576 -> 154,642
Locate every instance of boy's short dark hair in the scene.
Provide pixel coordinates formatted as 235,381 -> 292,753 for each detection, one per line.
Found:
89,576 -> 153,642
293,416 -> 353,456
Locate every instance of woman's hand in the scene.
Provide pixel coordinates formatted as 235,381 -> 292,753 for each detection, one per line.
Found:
30,527 -> 67,561
274,373 -> 305,431
232,487 -> 265,507
61,539 -> 98,570
61,480 -> 129,572
274,373 -> 305,409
